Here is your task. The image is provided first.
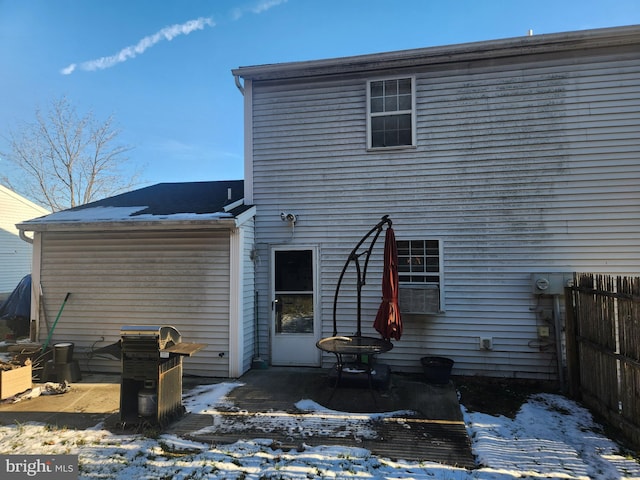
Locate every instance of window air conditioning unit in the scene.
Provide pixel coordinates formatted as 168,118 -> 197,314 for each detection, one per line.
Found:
399,284 -> 440,314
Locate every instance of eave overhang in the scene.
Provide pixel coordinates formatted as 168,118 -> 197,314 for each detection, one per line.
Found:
17,205 -> 256,233
232,25 -> 640,81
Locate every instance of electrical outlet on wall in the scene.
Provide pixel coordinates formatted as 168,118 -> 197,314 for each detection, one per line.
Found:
479,337 -> 493,350
538,326 -> 550,338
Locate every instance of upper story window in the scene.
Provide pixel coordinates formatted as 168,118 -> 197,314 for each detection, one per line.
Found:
367,77 -> 415,149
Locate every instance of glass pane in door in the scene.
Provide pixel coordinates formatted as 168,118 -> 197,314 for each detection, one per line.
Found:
275,294 -> 313,333
274,250 -> 313,335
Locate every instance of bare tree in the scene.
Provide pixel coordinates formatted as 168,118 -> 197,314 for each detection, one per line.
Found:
2,96 -> 140,211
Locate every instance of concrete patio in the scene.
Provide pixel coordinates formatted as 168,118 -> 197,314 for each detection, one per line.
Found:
0,367 -> 475,468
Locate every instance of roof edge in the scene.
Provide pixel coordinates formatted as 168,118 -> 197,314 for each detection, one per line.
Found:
234,205 -> 256,227
232,25 -> 640,81
17,217 -> 239,233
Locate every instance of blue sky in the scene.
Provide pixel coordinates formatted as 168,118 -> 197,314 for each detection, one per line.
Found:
1,0 -> 640,198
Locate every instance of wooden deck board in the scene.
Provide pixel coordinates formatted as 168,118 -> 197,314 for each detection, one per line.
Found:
170,368 -> 476,468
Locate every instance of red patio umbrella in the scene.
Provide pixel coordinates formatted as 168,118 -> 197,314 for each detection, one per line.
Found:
373,226 -> 403,341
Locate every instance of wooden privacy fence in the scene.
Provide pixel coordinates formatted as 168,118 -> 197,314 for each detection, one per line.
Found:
566,273 -> 640,450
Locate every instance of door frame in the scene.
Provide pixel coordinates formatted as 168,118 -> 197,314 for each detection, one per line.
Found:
270,245 -> 320,366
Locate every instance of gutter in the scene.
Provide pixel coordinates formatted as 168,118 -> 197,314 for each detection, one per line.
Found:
16,217 -> 239,234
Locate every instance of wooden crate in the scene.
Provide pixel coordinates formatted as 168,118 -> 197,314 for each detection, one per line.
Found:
0,360 -> 32,399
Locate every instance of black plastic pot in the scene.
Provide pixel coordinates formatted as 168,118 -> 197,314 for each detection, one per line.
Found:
53,342 -> 74,364
420,356 -> 454,384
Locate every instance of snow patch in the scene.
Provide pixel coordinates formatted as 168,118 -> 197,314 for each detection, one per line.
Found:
0,381 -> 638,479
23,205 -> 234,224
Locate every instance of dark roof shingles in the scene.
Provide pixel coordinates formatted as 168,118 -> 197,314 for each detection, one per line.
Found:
72,180 -> 244,216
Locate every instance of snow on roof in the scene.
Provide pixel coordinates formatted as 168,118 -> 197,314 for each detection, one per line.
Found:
22,206 -> 234,224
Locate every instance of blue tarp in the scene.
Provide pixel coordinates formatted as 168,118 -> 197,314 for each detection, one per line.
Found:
0,275 -> 31,336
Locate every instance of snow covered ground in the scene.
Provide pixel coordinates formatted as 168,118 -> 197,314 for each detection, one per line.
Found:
0,381 -> 638,479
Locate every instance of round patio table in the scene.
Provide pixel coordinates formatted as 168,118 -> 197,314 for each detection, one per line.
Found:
316,335 -> 393,401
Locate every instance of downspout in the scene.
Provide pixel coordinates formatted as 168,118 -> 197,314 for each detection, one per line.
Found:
234,75 -> 245,96
19,229 -> 34,244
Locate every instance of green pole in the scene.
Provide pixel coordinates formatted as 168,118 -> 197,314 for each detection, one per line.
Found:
42,292 -> 71,351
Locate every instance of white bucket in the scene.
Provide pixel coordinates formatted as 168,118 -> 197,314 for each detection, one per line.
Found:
137,388 -> 157,417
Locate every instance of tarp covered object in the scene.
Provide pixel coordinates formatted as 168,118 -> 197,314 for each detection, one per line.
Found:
373,227 -> 403,340
0,274 -> 32,336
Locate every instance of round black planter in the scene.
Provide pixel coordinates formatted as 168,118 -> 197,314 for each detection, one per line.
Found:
420,356 -> 454,384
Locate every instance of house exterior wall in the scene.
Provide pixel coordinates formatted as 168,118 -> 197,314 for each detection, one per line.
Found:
36,229 -> 233,377
247,39 -> 640,379
0,186 -> 49,295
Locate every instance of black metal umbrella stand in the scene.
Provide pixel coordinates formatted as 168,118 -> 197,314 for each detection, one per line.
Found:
316,215 -> 395,400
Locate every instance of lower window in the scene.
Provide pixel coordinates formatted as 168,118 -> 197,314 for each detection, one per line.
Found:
397,239 -> 442,314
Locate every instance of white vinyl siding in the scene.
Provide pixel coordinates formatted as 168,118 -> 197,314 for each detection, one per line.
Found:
249,46 -> 640,379
0,186 -> 49,294
38,230 -> 231,377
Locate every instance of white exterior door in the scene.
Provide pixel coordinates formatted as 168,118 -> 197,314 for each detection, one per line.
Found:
270,247 -> 320,366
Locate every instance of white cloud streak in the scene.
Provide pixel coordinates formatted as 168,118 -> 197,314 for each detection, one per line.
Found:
231,0 -> 288,21
61,16 -> 215,75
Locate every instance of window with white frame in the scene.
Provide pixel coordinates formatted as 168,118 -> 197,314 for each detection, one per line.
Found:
367,77 -> 415,149
397,239 -> 442,314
